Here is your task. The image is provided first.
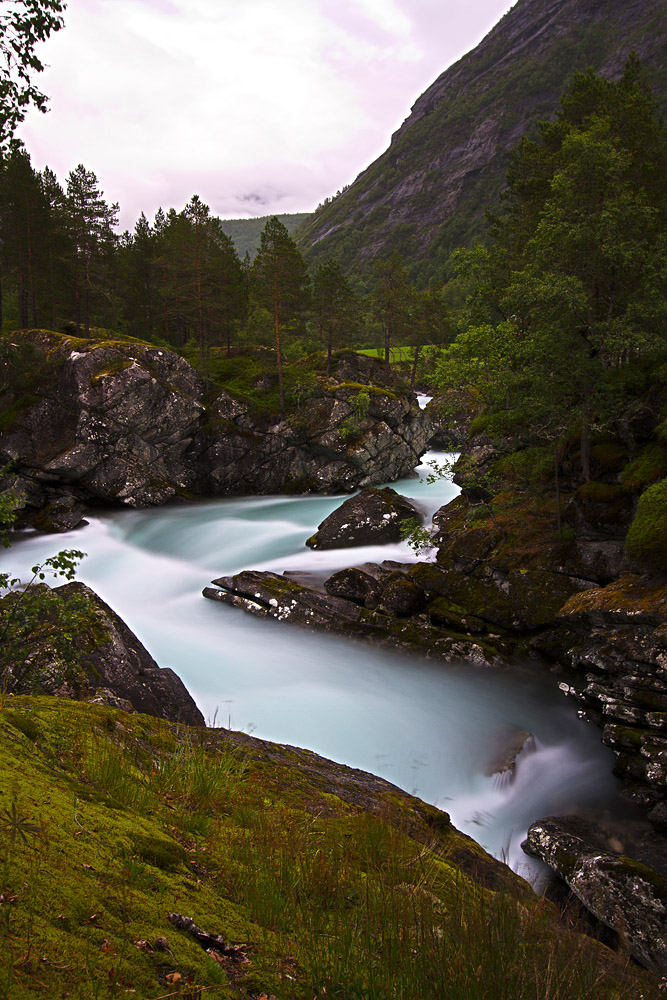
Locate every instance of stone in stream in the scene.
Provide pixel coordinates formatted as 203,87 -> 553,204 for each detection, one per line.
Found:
306,487 -> 423,550
523,813 -> 667,972
483,728 -> 535,783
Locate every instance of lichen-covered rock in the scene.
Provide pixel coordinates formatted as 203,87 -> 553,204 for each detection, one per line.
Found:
30,495 -> 88,533
204,571 -> 361,631
523,814 -> 667,972
564,482 -> 635,540
306,487 -> 422,550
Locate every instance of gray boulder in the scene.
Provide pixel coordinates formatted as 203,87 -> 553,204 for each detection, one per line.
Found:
306,487 -> 422,550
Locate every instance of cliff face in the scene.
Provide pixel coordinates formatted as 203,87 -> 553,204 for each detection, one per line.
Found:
298,0 -> 667,284
0,332 -> 430,518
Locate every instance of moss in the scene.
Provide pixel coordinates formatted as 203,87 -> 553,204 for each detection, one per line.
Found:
625,477 -> 667,571
326,381 -> 398,399
589,440 -> 629,475
90,357 -> 134,382
131,831 -> 187,871
0,393 -> 39,431
621,443 -> 667,492
576,481 -> 625,504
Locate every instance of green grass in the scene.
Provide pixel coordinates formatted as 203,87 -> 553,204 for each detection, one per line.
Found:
0,696 -> 659,1000
356,346 -> 416,363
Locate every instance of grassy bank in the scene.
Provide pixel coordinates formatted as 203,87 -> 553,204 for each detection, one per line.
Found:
0,696 -> 659,999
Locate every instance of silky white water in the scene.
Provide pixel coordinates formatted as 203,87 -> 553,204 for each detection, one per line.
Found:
2,451 -> 626,881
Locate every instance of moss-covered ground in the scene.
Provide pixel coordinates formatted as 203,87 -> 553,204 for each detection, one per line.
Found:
0,696 -> 660,1000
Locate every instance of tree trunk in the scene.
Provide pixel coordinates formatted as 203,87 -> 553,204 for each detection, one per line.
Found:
580,413 -> 592,482
384,320 -> 392,377
410,345 -> 420,391
554,439 -> 562,535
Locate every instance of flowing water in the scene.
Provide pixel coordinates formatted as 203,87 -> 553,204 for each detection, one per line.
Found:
2,450 -> 627,882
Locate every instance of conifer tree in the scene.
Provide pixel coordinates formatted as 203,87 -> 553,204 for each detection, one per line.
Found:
65,165 -> 119,335
372,250 -> 413,375
250,217 -> 310,409
313,259 -> 357,374
442,56 -> 667,486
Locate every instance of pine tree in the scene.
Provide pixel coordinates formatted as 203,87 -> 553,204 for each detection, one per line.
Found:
446,55 -> 667,484
250,217 -> 310,409
372,250 -> 413,374
313,259 -> 357,374
65,165 -> 119,335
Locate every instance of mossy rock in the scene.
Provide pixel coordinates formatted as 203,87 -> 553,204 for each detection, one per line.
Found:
625,477 -> 667,572
589,439 -> 629,475
131,831 -> 187,870
622,443 -> 667,493
426,597 -> 488,634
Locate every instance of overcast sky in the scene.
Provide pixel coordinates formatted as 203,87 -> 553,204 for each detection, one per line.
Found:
18,0 -> 515,231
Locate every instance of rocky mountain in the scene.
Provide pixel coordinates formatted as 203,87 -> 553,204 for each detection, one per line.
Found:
298,0 -> 667,286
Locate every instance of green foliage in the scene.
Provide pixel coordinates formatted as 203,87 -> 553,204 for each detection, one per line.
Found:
625,477 -> 667,571
250,216 -> 311,409
0,0 -> 66,150
399,516 -> 434,555
437,58 -> 667,487
621,443 -> 667,492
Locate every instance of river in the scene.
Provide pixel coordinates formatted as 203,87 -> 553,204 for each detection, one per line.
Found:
2,447 -> 627,882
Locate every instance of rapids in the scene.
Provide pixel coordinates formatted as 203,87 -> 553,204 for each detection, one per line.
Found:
1,450 -> 627,882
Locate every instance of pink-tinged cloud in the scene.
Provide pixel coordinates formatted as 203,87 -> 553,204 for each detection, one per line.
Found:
18,0 -> 515,230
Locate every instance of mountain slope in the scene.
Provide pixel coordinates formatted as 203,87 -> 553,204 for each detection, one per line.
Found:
219,212 -> 309,260
298,0 -> 667,287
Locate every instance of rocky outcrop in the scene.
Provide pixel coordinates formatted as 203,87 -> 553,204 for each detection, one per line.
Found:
305,487 -> 422,550
3,581 -> 204,726
523,814 -> 667,972
425,391 -> 481,450
204,563 -> 509,667
0,334 -> 430,521
535,575 -> 667,814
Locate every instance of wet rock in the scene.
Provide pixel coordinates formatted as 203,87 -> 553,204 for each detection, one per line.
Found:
323,567 -> 382,608
31,495 -> 88,533
0,332 -> 430,507
306,487 -> 422,550
523,814 -> 667,972
378,575 -> 426,617
204,571 -> 361,631
205,568 -> 512,665
483,728 -> 535,780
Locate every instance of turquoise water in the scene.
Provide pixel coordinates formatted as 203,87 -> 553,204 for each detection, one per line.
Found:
1,452 -> 625,881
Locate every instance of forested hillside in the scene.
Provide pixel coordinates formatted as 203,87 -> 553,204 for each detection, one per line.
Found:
298,0 -> 667,287
219,213 -> 310,261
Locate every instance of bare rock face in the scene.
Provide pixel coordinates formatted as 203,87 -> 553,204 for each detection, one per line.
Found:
0,334 -> 430,517
523,814 -> 667,972
306,487 -> 422,550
